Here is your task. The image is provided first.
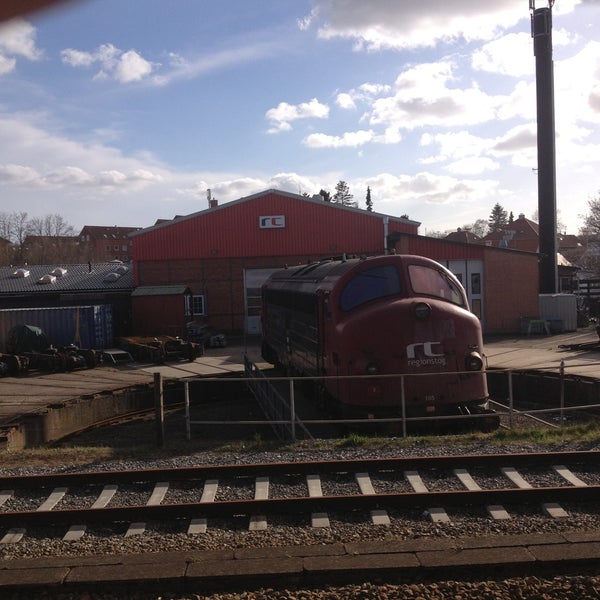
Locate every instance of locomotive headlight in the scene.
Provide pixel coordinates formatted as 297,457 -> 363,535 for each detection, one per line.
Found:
366,362 -> 380,375
465,351 -> 484,371
413,302 -> 432,320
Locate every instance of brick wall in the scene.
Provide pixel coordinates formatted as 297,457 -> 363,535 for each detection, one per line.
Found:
483,250 -> 540,334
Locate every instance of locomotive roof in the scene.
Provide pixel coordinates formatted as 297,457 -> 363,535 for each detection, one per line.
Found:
266,254 -> 437,290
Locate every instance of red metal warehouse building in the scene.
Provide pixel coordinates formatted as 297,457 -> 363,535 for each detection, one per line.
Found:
129,189 -> 540,337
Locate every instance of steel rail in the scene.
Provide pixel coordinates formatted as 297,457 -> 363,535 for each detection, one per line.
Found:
1,450 -> 598,488
2,485 -> 600,528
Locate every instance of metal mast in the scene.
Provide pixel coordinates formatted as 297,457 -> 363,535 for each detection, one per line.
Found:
530,0 -> 558,293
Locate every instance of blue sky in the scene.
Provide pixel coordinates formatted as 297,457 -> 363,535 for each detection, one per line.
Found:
0,0 -> 598,237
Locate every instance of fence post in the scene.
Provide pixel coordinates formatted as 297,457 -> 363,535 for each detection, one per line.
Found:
289,378 -> 296,442
184,380 -> 190,441
154,372 -> 164,448
508,370 -> 514,430
401,375 -> 407,438
559,360 -> 565,427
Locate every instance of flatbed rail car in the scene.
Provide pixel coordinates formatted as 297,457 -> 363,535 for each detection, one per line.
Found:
261,254 -> 490,421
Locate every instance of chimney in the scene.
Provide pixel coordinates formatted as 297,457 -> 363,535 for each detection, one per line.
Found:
207,188 -> 218,208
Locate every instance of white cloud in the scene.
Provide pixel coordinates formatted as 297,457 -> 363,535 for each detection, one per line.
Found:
303,129 -> 373,148
43,166 -> 93,186
114,50 -> 153,83
60,48 -> 95,67
0,54 -> 16,75
0,18 -> 42,76
471,33 -> 533,77
0,19 -> 42,60
336,92 -> 356,109
0,163 -> 40,185
61,43 -> 154,84
420,130 -> 493,162
368,60 -> 504,132
445,157 -> 500,175
305,0 -> 581,50
150,40 -> 280,87
265,98 -> 329,133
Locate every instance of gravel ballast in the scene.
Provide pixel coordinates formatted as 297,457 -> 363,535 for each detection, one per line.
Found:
2,438 -> 600,598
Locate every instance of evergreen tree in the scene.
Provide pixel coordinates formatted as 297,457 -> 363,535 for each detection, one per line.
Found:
365,186 -> 373,212
488,203 -> 508,233
333,181 -> 357,207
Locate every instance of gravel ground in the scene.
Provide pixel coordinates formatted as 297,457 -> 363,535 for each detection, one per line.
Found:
5,576 -> 600,600
2,417 -> 600,598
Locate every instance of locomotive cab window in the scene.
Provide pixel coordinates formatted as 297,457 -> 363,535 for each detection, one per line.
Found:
340,265 -> 401,311
408,265 -> 464,306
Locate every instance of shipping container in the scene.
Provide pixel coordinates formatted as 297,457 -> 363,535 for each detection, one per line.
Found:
539,294 -> 577,332
0,305 -> 113,352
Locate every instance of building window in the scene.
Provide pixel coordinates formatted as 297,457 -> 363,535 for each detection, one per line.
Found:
189,294 -> 205,316
471,273 -> 481,295
121,245 -> 128,251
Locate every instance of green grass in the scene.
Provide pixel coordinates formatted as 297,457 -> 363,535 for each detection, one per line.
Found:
2,420 -> 598,470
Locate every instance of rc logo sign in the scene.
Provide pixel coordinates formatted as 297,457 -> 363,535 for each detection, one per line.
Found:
406,341 -> 446,368
259,215 -> 286,229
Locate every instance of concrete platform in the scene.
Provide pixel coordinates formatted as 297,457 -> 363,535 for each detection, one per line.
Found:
0,531 -> 599,594
484,328 -> 600,378
0,330 -> 598,449
0,339 -> 269,448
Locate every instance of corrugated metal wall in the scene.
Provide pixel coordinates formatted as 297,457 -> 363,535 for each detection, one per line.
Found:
131,192 -> 418,261
0,305 -> 113,351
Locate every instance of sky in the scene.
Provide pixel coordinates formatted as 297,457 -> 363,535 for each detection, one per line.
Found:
0,0 -> 598,238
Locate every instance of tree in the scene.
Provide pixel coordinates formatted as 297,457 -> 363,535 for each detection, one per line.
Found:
580,194 -> 600,236
318,189 -> 331,202
333,181 -> 357,207
531,209 -> 566,234
488,203 -> 508,233
10,212 -> 29,245
462,219 -> 488,238
28,214 -> 74,237
365,187 -> 373,212
1,211 -> 78,264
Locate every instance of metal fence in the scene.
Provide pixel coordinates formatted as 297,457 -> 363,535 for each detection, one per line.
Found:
177,358 -> 600,442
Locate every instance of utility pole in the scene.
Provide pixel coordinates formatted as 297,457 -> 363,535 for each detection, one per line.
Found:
530,0 -> 558,294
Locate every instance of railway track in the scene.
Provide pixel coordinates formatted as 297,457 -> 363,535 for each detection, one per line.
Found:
2,451 -> 599,542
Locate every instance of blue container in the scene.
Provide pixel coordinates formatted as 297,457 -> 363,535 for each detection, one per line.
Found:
0,305 -> 113,351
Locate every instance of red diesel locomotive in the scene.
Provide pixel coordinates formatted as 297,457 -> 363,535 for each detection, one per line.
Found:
260,254 -> 489,420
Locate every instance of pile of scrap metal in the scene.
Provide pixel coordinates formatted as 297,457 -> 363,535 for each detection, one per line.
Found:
186,321 -> 227,348
0,324 -> 99,376
0,352 -> 28,377
117,335 -> 203,364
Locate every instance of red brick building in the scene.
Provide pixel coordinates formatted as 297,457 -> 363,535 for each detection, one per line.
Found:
79,226 -> 141,263
129,189 -> 541,337
480,213 -> 539,252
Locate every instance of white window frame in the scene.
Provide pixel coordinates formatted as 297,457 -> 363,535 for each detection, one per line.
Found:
188,294 -> 205,316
